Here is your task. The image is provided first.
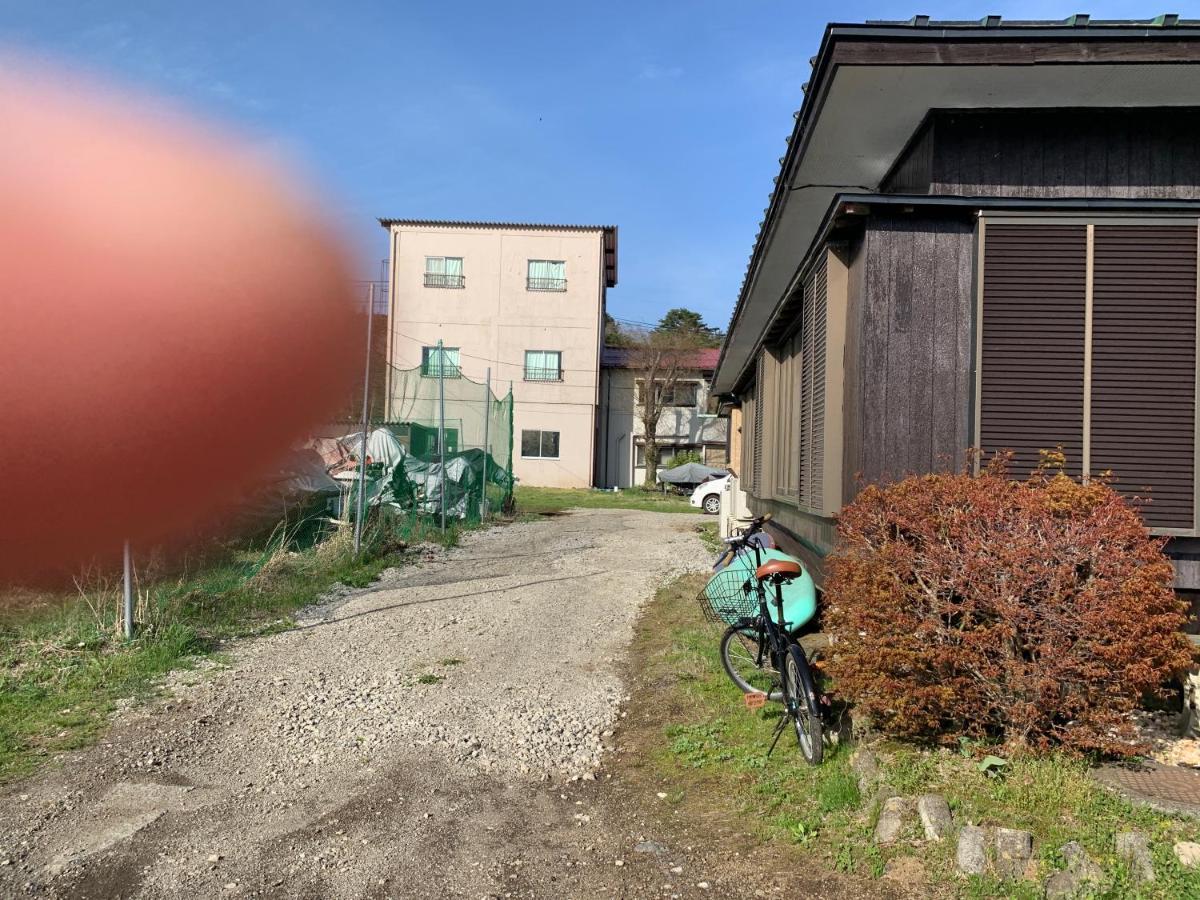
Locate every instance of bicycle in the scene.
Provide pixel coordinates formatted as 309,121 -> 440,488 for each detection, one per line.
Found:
698,514 -> 824,764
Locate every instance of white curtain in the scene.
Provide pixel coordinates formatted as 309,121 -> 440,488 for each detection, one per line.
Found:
444,257 -> 463,277
528,260 -> 564,281
525,350 -> 559,376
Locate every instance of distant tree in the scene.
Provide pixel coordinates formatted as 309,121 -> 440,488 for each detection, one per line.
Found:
625,326 -> 708,488
655,307 -> 723,348
603,312 -> 629,347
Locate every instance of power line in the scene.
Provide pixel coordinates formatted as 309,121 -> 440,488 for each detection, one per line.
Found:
388,328 -> 606,374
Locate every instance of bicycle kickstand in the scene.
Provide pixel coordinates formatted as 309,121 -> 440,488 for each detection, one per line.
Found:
766,711 -> 790,758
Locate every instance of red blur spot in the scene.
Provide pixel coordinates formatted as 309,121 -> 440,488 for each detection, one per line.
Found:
0,69 -> 361,582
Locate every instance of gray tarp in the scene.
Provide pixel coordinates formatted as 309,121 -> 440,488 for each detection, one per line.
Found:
657,462 -> 728,485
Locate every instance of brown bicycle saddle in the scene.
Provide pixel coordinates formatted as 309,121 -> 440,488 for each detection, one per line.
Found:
755,558 -> 802,581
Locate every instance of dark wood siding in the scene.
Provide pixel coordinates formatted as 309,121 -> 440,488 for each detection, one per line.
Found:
882,119 -> 934,194
924,109 -> 1200,200
1091,225 -> 1197,529
841,236 -> 865,504
842,214 -> 974,496
980,224 -> 1087,477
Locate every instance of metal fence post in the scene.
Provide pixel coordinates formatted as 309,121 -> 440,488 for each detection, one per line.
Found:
481,367 -> 491,518
438,339 -> 447,532
353,284 -> 375,555
122,539 -> 134,639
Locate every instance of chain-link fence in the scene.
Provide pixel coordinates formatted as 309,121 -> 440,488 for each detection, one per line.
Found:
307,340 -> 514,533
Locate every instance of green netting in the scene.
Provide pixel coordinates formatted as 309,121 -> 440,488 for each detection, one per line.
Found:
345,350 -> 514,526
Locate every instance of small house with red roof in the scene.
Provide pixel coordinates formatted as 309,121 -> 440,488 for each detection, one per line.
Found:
597,346 -> 729,488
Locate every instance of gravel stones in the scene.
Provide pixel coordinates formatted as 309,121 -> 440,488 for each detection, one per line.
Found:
0,510 -> 711,900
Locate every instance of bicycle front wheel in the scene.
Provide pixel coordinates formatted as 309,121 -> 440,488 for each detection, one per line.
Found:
784,645 -> 823,765
719,625 -> 778,697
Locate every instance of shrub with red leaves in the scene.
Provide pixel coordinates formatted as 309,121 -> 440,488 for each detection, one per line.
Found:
824,453 -> 1194,756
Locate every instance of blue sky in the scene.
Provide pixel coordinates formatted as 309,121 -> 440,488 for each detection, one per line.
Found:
3,1 -> 1192,330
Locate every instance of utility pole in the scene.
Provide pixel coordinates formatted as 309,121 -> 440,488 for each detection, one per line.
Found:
438,339 -> 447,532
353,284 -> 375,555
481,367 -> 491,518
122,539 -> 134,640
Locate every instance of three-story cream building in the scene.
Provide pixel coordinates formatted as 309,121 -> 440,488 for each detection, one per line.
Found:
380,219 -> 617,488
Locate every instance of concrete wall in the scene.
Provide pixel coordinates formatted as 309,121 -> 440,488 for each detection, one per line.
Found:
386,223 -> 606,488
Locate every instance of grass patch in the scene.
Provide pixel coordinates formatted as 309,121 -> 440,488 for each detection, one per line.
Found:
694,521 -> 723,556
0,512 -> 471,785
439,657 -> 464,667
416,673 -> 444,685
514,485 -> 695,517
631,572 -> 1200,898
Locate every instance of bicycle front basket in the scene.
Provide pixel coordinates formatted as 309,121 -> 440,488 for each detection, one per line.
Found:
697,568 -> 759,626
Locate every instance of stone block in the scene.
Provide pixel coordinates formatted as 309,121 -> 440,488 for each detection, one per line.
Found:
916,794 -> 953,842
956,825 -> 988,875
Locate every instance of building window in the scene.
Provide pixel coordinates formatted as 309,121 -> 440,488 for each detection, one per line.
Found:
634,443 -> 699,468
527,259 -> 566,291
524,350 -> 563,382
420,346 -> 461,378
636,380 -> 699,407
424,256 -> 464,288
521,429 -> 560,459
410,424 -> 458,457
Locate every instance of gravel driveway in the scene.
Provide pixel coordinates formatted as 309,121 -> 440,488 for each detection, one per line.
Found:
0,509 -> 724,899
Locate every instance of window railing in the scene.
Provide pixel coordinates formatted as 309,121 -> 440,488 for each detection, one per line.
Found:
424,273 -> 465,289
527,276 -> 567,292
420,363 -> 462,379
524,367 -> 563,382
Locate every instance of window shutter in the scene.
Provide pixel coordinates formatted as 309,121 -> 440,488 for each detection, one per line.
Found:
811,253 -> 828,511
795,253 -> 828,511
980,224 -> 1087,477
1091,225 -> 1196,529
752,357 -> 765,492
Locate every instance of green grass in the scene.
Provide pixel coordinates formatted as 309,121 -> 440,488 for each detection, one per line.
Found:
635,573 -> 1200,898
0,513 -> 469,784
694,521 -> 723,555
514,485 -> 695,517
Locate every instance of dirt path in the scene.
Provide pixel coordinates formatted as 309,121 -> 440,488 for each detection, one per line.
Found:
0,510 -> 877,899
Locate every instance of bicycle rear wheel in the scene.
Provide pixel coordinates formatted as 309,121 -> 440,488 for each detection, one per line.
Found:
784,644 -> 823,765
719,625 -> 778,697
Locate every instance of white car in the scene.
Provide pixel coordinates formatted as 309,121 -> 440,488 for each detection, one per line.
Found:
689,474 -> 730,515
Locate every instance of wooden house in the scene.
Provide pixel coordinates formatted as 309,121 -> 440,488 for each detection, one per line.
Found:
712,16 -> 1200,588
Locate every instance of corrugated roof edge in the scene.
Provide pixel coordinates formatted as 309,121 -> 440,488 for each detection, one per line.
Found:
378,218 -> 615,232
713,15 -> 1200,393
379,219 -> 618,287
602,346 -> 721,370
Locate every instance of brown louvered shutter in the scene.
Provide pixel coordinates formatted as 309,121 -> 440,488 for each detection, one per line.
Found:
752,356 -> 765,492
1091,225 -> 1197,529
810,253 -> 828,510
980,224 -> 1087,477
